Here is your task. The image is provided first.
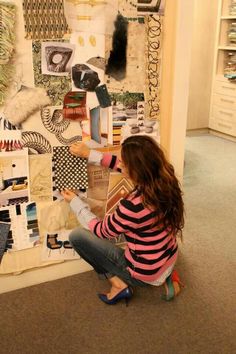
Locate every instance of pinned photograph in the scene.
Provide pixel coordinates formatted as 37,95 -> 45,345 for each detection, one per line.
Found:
41,42 -> 75,76
110,92 -> 144,146
137,0 -> 165,16
0,149 -> 29,207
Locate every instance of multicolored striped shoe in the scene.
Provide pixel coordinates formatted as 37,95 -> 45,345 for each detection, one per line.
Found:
162,270 -> 184,301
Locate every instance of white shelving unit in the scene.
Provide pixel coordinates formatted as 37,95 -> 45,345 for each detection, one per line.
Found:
209,0 -> 236,137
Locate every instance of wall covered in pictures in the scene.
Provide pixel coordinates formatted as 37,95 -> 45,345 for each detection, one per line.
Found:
0,0 -> 164,275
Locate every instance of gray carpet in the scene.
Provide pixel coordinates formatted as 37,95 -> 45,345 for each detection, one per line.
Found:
0,134 -> 235,354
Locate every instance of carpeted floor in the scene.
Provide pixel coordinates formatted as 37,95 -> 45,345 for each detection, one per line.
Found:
0,134 -> 235,354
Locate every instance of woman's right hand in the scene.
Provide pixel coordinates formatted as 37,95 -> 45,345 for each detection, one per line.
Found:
69,141 -> 90,159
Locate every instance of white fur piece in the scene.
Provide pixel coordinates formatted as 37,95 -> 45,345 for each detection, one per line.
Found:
4,86 -> 51,125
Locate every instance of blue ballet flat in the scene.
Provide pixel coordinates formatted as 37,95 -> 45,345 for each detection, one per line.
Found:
98,287 -> 133,306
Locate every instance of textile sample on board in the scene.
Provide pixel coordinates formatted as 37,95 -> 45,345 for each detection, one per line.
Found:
0,222 -> 10,263
105,14 -> 128,81
32,41 -> 72,106
0,202 -> 40,251
52,146 -> 88,190
22,0 -> 70,40
145,14 -> 162,120
0,2 -> 16,105
105,21 -> 146,93
3,86 -> 51,125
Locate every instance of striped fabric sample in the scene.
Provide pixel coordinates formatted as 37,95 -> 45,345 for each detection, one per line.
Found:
22,0 -> 70,40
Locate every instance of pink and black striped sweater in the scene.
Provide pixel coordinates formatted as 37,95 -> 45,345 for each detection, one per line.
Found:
71,152 -> 178,283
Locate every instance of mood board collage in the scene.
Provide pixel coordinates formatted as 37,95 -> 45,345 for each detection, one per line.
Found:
0,0 -> 164,273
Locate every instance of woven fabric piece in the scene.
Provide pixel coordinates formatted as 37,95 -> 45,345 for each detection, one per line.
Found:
53,146 -> 88,190
22,0 -> 70,40
0,2 -> 16,105
0,223 -> 10,263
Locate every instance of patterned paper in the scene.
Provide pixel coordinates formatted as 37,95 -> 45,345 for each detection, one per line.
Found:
64,0 -> 118,35
0,2 -> 16,105
105,172 -> 133,245
145,15 -> 162,120
52,146 -> 88,190
105,173 -> 133,214
29,154 -> 53,202
22,0 -> 70,40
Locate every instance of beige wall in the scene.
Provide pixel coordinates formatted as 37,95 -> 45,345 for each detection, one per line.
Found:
161,0 -> 195,180
187,0 -> 218,130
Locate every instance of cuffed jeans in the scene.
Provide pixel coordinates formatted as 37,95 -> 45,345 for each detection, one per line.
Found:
69,227 -> 147,287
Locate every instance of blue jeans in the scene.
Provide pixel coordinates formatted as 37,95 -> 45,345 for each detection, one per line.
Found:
69,227 -> 147,287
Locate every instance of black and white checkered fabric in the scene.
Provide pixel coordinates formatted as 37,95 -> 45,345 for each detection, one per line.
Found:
52,146 -> 88,190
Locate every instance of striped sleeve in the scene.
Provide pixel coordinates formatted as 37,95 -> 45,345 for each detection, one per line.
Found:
101,153 -> 121,172
88,199 -> 134,239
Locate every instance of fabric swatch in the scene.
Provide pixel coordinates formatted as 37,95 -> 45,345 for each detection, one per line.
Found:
95,84 -> 111,108
52,146 -> 88,190
22,0 -> 70,40
90,107 -> 101,144
0,223 -> 10,263
105,14 -> 128,81
0,2 -> 16,105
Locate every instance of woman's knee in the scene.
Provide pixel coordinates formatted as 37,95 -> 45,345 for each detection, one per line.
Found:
69,226 -> 89,246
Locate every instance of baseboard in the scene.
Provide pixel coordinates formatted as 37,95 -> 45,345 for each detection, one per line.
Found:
186,128 -> 209,136
209,129 -> 236,143
0,259 -> 92,294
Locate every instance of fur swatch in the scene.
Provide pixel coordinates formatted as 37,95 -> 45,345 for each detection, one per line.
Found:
105,14 -> 128,81
4,86 -> 51,125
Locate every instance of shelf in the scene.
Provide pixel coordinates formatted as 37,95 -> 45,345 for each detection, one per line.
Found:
218,46 -> 236,50
221,16 -> 236,19
210,0 -> 236,138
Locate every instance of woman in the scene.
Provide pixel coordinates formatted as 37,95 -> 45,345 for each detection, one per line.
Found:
61,135 -> 184,305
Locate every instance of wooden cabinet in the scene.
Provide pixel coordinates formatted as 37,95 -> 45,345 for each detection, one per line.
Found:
209,0 -> 236,137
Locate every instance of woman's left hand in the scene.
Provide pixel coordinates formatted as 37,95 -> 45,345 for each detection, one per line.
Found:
60,188 -> 77,203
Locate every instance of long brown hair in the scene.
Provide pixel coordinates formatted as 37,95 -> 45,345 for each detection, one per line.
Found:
121,135 -> 184,238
